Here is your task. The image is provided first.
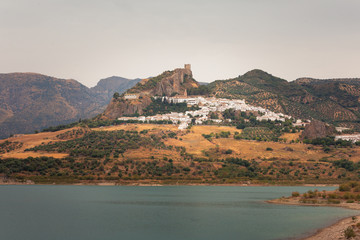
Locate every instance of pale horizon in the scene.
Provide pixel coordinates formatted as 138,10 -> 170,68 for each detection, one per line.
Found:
1,0 -> 359,87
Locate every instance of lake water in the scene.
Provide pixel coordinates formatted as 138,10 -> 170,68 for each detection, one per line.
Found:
0,185 -> 357,240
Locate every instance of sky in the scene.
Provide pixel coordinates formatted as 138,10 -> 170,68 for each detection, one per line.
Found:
1,0 -> 360,87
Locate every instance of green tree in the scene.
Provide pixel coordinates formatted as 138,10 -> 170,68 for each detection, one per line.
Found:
113,92 -> 120,99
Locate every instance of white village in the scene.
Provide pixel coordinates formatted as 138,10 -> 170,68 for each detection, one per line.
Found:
119,96 -> 295,130
118,95 -> 360,142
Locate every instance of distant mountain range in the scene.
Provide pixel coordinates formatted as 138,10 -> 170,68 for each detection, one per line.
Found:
0,73 -> 139,139
91,76 -> 141,103
1,68 -> 359,139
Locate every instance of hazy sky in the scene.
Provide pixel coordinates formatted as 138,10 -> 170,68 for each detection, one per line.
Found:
1,0 -> 360,87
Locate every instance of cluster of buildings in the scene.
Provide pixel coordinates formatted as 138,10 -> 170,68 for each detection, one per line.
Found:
118,96 -> 295,130
335,134 -> 360,143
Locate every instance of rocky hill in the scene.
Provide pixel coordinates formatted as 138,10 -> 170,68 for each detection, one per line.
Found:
205,70 -> 360,129
300,120 -> 336,140
0,73 -> 141,139
101,65 -> 199,119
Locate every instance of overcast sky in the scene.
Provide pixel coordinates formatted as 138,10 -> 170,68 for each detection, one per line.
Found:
1,0 -> 359,87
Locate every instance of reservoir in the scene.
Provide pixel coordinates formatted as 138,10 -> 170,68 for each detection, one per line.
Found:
0,185 -> 357,240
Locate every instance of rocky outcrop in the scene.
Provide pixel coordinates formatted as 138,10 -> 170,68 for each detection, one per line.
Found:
101,66 -> 199,119
300,120 -> 336,140
151,68 -> 195,96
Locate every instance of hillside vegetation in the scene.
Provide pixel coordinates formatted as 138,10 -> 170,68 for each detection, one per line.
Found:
197,70 -> 360,129
1,123 -> 359,184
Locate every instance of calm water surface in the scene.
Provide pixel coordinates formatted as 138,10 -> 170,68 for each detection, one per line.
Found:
0,185 -> 357,240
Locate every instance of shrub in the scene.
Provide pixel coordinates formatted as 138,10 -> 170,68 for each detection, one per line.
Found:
327,199 -> 341,204
225,149 -> 233,154
266,147 -> 273,151
339,183 -> 352,192
292,192 -> 300,197
344,226 -> 356,239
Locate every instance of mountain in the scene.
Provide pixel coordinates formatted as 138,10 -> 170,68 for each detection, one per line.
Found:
0,73 -> 105,138
91,76 -> 141,103
0,73 -> 141,139
101,65 -> 199,119
206,70 -> 360,129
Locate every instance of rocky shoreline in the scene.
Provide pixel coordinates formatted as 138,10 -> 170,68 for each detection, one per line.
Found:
303,216 -> 360,240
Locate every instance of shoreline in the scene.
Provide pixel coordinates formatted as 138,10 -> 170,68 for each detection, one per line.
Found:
301,215 -> 360,240
268,198 -> 360,239
0,180 -> 339,187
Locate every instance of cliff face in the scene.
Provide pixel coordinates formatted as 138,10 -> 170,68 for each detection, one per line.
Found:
151,68 -> 196,96
101,66 -> 199,119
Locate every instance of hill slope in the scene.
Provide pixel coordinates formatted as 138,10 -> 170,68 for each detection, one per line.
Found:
1,124 -> 359,184
294,77 -> 360,128
0,73 -> 107,138
207,70 -> 360,129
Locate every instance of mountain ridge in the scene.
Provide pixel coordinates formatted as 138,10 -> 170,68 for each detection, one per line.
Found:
0,73 -> 142,139
1,68 -> 360,139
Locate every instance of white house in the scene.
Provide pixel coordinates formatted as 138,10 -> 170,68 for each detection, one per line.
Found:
124,94 -> 139,99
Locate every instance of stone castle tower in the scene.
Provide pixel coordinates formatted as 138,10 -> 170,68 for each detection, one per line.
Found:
184,64 -> 191,70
